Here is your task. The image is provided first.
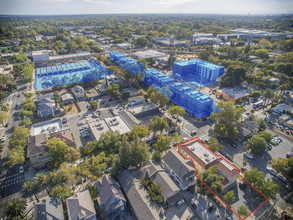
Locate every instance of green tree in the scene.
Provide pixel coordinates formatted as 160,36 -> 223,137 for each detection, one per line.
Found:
18,110 -> 32,120
199,50 -> 211,61
5,199 -> 27,219
150,116 -> 169,134
35,172 -> 51,196
22,63 -> 34,83
128,125 -> 149,140
237,205 -> 249,218
121,91 -> 130,100
138,59 -> 148,69
272,157 -> 293,179
0,111 -> 10,126
24,92 -> 33,98
106,84 -> 121,99
58,162 -> 77,187
220,66 -> 246,88
208,137 -> 224,152
250,90 -> 261,98
64,147 -> 81,163
21,180 -> 40,202
211,101 -> 245,139
246,135 -> 267,155
257,131 -> 273,143
263,88 -> 274,106
154,135 -> 171,153
6,147 -> 25,166
8,126 -> 29,150
48,138 -> 69,167
168,105 -> 185,120
197,166 -> 223,198
135,36 -> 148,47
255,49 -> 269,59
223,190 -> 235,206
79,152 -> 108,181
89,100 -> 98,110
50,184 -> 72,203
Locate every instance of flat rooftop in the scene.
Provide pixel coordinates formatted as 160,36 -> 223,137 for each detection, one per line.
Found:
127,102 -> 158,115
31,118 -> 62,136
217,87 -> 250,99
187,141 -> 217,165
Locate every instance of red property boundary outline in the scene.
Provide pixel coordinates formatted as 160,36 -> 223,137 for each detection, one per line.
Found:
177,137 -> 269,220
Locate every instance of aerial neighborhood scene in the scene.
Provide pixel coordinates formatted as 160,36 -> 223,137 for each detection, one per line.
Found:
0,0 -> 293,219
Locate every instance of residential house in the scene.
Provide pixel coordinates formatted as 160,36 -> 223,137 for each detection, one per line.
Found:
243,119 -> 260,135
179,138 -> 239,191
66,190 -> 97,220
238,126 -> 252,140
118,161 -> 182,219
96,175 -> 126,220
71,85 -> 85,100
27,133 -> 52,168
128,96 -> 145,107
37,96 -> 56,118
61,92 -> 75,104
33,197 -> 64,220
51,128 -> 76,146
162,150 -> 196,191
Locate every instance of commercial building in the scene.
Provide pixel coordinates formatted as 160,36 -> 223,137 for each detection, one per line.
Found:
215,87 -> 250,103
179,138 -> 239,191
110,51 -> 144,75
132,50 -> 166,60
143,69 -> 217,119
229,29 -> 287,40
172,59 -> 224,86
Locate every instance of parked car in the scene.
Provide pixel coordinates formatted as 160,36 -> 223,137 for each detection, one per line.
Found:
62,118 -> 67,124
244,152 -> 254,159
19,166 -> 24,174
176,199 -> 185,207
280,125 -> 284,131
190,199 -> 197,210
275,123 -> 280,128
190,130 -> 197,136
277,174 -> 286,182
162,107 -> 167,111
177,117 -> 182,122
1,135 -> 6,142
266,167 -> 277,176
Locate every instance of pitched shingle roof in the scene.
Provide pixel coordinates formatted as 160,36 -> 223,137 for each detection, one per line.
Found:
51,129 -> 75,146
162,150 -> 195,180
96,175 -> 126,212
33,197 -> 64,220
66,190 -> 96,220
27,133 -> 48,158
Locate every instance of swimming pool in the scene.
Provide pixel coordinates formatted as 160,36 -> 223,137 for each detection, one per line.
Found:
35,60 -> 112,90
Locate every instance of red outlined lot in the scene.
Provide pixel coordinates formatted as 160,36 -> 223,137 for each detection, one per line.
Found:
177,137 -> 268,220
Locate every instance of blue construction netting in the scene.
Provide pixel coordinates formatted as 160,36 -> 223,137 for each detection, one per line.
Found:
110,51 -> 144,75
143,69 -> 220,119
172,59 -> 224,89
35,59 -> 112,90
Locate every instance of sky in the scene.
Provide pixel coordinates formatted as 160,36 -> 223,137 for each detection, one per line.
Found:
0,0 -> 292,15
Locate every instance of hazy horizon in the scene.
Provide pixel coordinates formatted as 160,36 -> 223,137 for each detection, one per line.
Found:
0,0 -> 292,16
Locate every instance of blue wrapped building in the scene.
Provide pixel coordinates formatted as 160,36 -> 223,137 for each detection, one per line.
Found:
110,51 -> 144,75
143,69 -> 218,118
35,59 -> 112,90
172,59 -> 224,88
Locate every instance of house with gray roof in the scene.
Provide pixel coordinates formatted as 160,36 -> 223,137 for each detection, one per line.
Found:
128,96 -> 144,107
118,161 -> 182,220
71,85 -> 85,100
61,92 -> 75,104
37,96 -> 56,118
96,175 -> 126,220
33,197 -> 64,220
162,150 -> 196,191
66,190 -> 96,220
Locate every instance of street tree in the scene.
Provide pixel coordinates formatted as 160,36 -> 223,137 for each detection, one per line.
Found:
257,131 -> 273,143
35,172 -> 51,196
106,84 -> 121,99
18,110 -> 32,120
150,116 -> 169,134
21,180 -> 39,202
237,205 -> 249,218
208,137 -> 224,152
250,90 -> 261,98
5,199 -> 27,219
220,66 -> 246,88
246,135 -> 267,155
58,162 -> 77,187
6,147 -> 25,166
89,100 -> 98,110
223,190 -> 235,206
48,138 -> 70,167
168,105 -> 185,119
272,157 -> 293,179
211,101 -> 245,139
0,111 -> 10,126
64,147 -> 81,163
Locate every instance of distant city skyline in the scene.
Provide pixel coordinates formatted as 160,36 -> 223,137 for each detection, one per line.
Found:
0,0 -> 292,15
